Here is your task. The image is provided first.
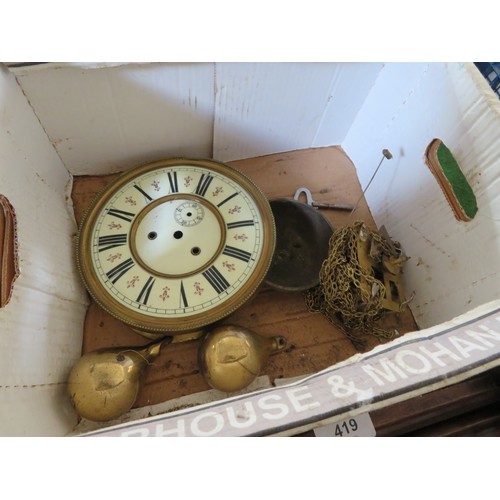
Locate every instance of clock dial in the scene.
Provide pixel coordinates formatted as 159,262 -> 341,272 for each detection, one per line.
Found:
77,158 -> 275,337
130,194 -> 224,276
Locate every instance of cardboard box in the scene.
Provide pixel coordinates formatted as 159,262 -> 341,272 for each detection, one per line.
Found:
1,62 -> 499,436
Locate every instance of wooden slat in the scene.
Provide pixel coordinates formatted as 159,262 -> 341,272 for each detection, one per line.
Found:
0,195 -> 19,307
406,402 -> 500,437
294,368 -> 500,437
373,368 -> 500,436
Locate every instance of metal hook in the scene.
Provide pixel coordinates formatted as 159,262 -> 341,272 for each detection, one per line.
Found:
293,187 -> 354,211
294,187 -> 314,206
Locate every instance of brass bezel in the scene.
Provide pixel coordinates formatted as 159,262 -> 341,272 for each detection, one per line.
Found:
129,193 -> 226,279
76,158 -> 276,337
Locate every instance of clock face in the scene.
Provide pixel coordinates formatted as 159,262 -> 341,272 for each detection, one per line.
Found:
77,158 -> 275,337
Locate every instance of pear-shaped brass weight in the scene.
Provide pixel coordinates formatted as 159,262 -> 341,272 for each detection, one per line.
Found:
67,338 -> 171,422
198,325 -> 286,393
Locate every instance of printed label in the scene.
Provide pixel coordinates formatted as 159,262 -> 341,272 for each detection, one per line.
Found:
313,413 -> 376,437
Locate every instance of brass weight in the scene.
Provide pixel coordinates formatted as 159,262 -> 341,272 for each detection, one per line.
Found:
198,325 -> 287,393
67,338 -> 171,422
68,326 -> 287,422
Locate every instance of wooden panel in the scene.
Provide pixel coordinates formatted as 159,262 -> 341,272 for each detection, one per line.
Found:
294,368 -> 500,437
407,402 -> 500,437
71,147 -> 419,410
373,368 -> 500,436
0,195 -> 19,307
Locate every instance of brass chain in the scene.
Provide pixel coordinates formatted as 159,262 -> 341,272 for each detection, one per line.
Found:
305,221 -> 401,348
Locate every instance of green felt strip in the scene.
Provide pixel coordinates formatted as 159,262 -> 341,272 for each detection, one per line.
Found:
436,142 -> 478,219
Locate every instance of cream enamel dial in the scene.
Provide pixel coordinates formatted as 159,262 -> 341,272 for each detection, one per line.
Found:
77,158 -> 275,338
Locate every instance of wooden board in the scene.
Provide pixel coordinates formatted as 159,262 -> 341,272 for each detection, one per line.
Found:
71,147 -> 419,409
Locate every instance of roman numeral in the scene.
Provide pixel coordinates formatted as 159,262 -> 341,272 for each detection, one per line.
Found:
202,265 -> 230,294
222,245 -> 252,262
107,208 -> 135,222
217,192 -> 239,207
106,258 -> 134,284
97,234 -> 127,252
227,220 -> 255,229
195,173 -> 214,197
180,280 -> 188,308
137,276 -> 155,306
133,184 -> 153,201
168,171 -> 179,193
